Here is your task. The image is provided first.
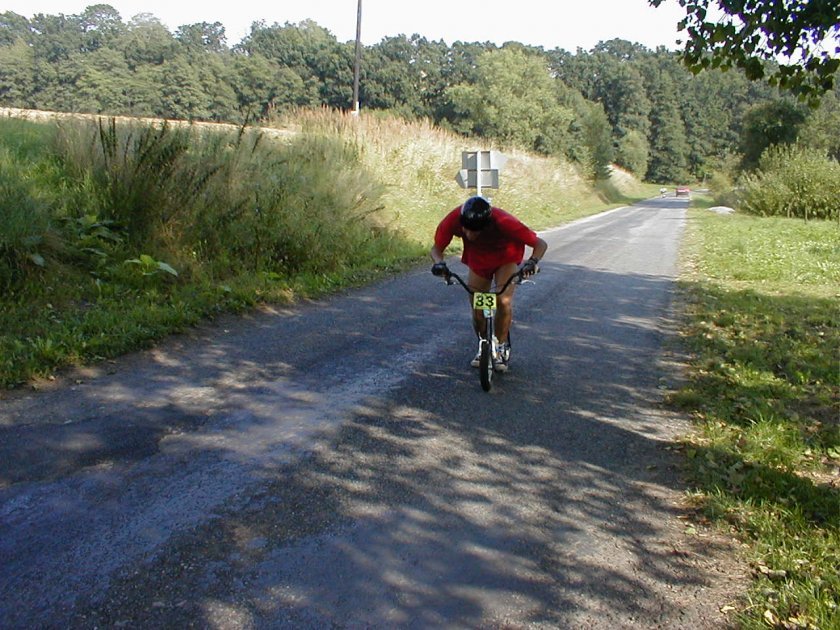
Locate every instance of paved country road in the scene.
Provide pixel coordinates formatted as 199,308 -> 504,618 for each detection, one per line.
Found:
0,197 -> 745,628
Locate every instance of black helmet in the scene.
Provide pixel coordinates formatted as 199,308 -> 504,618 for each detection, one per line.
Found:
459,196 -> 492,230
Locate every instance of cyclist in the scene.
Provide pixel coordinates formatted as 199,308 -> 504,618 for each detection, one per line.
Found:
430,195 -> 547,371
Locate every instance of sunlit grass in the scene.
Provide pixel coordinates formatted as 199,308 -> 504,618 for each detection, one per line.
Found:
674,199 -> 840,629
271,108 -> 653,242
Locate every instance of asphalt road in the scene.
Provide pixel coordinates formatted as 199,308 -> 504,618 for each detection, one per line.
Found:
0,197 -> 743,628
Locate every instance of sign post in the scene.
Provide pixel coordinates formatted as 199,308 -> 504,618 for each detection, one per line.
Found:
455,150 -> 506,196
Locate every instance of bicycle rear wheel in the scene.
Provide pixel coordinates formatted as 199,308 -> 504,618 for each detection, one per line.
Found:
479,317 -> 494,391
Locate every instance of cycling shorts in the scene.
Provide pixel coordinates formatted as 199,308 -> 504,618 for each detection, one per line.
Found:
468,256 -> 522,281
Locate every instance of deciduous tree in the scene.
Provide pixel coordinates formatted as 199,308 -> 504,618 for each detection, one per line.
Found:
0,11 -> 31,46
0,39 -> 35,105
646,70 -> 690,182
739,99 -> 808,169
447,48 -> 576,157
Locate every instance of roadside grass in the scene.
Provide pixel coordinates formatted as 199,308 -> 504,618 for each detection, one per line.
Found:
1,110 -> 648,389
0,114 -> 425,388
0,261 -> 420,387
673,200 -> 840,629
271,108 -> 656,241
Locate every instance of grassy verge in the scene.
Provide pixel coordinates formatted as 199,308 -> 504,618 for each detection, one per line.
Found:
673,199 -> 839,629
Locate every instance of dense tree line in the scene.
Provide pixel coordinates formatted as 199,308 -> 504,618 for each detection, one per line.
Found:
1,4 -> 837,183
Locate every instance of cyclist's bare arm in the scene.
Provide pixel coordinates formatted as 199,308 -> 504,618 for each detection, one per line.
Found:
530,237 -> 548,262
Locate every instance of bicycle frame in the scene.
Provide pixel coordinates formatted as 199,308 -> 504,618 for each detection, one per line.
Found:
443,268 -> 526,392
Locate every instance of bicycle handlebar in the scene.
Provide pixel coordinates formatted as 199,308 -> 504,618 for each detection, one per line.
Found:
443,267 -> 533,296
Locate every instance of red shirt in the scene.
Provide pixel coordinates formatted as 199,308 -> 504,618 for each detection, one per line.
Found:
434,206 -> 538,277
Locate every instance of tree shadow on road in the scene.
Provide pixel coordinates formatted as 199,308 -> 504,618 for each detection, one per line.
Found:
2,263 -> 748,628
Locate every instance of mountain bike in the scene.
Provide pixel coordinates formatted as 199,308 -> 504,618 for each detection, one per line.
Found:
440,267 -> 532,392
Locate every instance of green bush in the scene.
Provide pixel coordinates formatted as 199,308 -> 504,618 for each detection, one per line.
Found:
615,129 -> 649,178
739,146 -> 840,220
50,119 -> 397,278
0,147 -> 60,290
708,170 -> 739,208
55,119 -> 206,248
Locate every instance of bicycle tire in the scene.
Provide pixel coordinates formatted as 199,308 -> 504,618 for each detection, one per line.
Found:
479,316 -> 493,391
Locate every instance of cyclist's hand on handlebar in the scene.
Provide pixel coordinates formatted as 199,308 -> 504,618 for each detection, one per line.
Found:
431,262 -> 450,277
520,257 -> 540,278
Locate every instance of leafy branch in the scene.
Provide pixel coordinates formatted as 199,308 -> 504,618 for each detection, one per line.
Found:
651,0 -> 840,105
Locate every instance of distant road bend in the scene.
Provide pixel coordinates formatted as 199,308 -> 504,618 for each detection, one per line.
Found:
0,196 -> 743,628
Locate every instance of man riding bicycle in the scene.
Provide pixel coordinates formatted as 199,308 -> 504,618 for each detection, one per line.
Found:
430,195 -> 547,371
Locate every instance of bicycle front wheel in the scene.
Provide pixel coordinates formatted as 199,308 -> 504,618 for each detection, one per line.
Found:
479,317 -> 494,392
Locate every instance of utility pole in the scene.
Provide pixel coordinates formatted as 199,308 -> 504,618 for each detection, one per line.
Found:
353,0 -> 362,115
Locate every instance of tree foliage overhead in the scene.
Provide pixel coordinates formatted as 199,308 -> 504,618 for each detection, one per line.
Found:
651,0 -> 840,104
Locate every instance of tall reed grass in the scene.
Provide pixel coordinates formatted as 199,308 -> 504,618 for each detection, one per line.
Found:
47,115 -> 416,280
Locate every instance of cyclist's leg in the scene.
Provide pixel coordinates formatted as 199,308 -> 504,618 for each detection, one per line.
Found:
493,262 -> 519,344
467,268 -> 492,338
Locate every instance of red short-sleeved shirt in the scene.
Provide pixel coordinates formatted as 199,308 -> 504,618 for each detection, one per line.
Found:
434,206 -> 538,279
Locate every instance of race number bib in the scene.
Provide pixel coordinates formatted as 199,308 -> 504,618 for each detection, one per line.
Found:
472,292 -> 496,310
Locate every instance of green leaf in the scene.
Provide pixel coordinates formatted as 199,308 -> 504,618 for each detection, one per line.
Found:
743,58 -> 765,81
27,253 -> 45,267
156,261 -> 178,276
